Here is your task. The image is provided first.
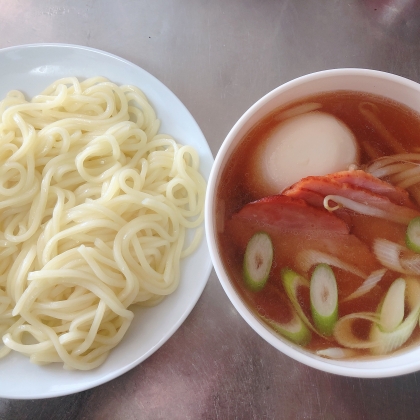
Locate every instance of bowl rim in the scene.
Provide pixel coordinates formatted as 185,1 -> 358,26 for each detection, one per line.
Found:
205,68 -> 420,378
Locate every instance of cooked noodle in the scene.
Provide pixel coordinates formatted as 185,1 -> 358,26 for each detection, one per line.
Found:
0,77 -> 206,370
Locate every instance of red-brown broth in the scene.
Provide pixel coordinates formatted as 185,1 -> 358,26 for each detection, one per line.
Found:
216,90 -> 420,357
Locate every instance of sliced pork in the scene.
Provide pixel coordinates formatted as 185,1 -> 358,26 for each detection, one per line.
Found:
226,197 -> 381,303
234,195 -> 349,234
328,170 -> 414,208
283,171 -> 420,225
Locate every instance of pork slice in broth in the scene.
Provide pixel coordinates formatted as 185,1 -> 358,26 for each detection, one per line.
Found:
228,195 -> 380,277
283,174 -> 420,224
328,169 -> 415,208
234,195 -> 349,234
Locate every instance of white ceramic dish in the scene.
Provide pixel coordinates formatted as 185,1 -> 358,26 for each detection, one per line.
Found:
0,44 -> 213,399
205,68 -> 420,378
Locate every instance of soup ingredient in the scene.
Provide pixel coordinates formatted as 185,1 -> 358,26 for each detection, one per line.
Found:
366,154 -> 420,206
0,77 -> 206,370
342,268 -> 386,302
406,217 -> 420,252
297,249 -> 368,279
264,306 -> 312,346
284,172 -> 420,225
243,232 -> 273,291
373,239 -> 420,275
379,278 -> 405,332
234,195 -> 349,234
316,347 -> 358,359
253,111 -> 359,194
281,268 -> 320,336
275,102 -> 322,121
328,170 -> 413,207
370,278 -> 420,355
323,195 -> 418,225
332,278 -> 420,355
310,264 -> 338,336
333,312 -> 380,350
367,154 -> 420,179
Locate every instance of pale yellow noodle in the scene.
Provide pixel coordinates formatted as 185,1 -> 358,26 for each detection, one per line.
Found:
0,76 -> 206,369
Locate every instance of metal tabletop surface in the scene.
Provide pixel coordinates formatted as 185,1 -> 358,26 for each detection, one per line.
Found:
1,1 -> 420,419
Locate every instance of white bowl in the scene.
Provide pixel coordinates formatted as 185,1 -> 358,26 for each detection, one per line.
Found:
205,68 -> 420,378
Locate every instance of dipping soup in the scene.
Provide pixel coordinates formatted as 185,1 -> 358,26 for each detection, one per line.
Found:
216,90 -> 420,359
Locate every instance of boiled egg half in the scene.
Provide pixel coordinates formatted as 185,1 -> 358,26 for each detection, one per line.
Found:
251,111 -> 359,195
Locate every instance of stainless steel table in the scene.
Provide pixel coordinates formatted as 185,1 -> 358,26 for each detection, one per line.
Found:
1,1 -> 420,419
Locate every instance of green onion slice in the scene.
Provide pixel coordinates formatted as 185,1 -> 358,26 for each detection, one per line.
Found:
264,306 -> 312,346
310,263 -> 338,336
243,232 -> 273,291
406,216 -> 420,253
378,278 -> 405,333
334,278 -> 420,355
281,268 -> 324,337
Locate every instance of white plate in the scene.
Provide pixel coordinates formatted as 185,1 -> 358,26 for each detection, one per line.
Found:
0,44 -> 214,399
